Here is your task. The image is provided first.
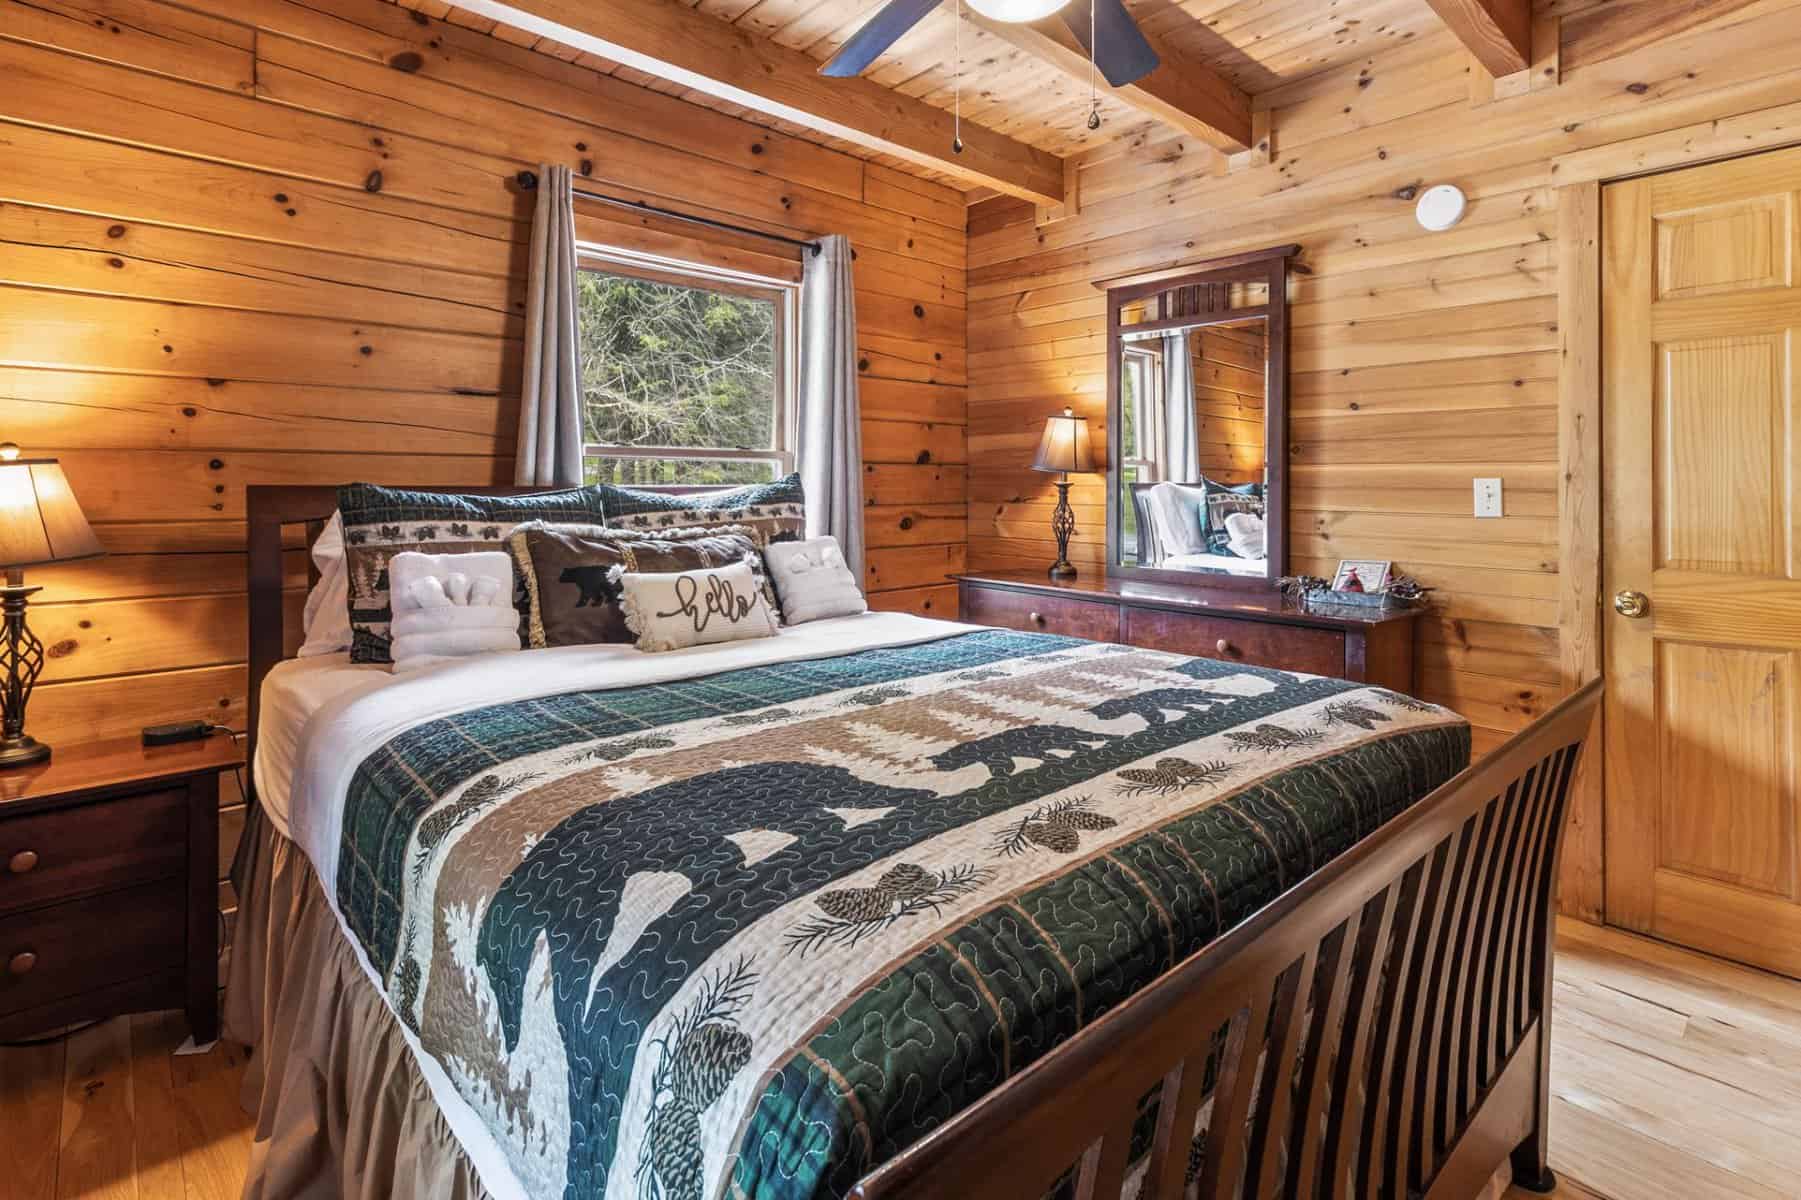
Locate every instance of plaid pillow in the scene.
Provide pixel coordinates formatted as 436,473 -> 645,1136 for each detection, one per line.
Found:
595,472 -> 806,545
337,483 -> 606,663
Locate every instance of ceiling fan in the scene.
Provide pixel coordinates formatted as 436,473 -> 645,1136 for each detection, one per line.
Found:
820,0 -> 1160,88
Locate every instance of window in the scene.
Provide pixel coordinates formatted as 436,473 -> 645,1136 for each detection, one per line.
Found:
1118,345 -> 1162,552
575,249 -> 796,487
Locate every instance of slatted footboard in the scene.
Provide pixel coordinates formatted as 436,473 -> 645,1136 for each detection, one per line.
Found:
853,679 -> 1602,1200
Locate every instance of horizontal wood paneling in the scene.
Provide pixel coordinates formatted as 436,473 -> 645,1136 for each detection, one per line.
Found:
966,2 -> 1801,923
5,0 -> 966,761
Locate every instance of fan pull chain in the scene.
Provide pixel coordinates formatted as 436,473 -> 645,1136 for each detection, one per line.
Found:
1086,0 -> 1102,131
952,0 -> 965,154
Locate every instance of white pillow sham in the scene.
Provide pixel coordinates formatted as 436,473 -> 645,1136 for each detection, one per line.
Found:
762,536 -> 867,625
298,513 -> 353,658
1146,482 -> 1208,557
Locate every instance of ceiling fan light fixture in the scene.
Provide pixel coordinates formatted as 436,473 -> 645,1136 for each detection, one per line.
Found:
966,0 -> 1069,22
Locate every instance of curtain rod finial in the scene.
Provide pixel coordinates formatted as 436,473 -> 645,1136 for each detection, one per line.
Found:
515,169 -> 539,191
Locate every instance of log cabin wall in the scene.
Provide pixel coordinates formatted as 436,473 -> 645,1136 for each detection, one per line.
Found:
2,0 -> 965,919
966,0 -> 1801,920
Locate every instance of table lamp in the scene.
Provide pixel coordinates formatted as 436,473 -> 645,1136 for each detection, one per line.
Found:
0,444 -> 104,766
1030,407 -> 1094,581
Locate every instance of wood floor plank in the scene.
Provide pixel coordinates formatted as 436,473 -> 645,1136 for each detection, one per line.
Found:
0,1030 -> 66,1200
129,1013 -> 191,1200
55,1018 -> 136,1200
166,1037 -> 252,1200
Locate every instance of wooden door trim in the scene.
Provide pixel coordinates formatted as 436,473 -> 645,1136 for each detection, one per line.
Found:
1555,178 -> 1605,925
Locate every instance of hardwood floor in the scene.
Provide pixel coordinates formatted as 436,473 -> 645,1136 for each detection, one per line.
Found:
0,919 -> 1795,1200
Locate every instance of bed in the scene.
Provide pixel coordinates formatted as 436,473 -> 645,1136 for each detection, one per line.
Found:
233,484 -> 1600,1200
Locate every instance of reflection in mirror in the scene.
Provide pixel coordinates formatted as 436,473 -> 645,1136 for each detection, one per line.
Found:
1116,315 -> 1268,578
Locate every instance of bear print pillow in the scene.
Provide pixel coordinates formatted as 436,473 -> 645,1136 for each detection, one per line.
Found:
506,523 -> 770,648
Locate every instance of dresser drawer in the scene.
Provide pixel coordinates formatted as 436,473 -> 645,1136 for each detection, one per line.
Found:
0,880 -> 186,1017
962,583 -> 1120,642
0,788 -> 187,915
1125,608 -> 1345,677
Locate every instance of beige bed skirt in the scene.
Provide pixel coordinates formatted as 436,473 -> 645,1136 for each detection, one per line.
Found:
225,803 -> 495,1200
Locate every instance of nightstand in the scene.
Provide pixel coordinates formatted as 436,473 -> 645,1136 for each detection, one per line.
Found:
0,734 -> 242,1043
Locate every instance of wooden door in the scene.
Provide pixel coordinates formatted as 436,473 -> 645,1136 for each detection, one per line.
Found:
1603,147 -> 1801,976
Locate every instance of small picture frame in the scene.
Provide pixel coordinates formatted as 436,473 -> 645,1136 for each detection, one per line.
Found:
1332,559 -> 1392,592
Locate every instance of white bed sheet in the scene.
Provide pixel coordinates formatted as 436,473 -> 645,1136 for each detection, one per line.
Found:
250,611 -> 982,1200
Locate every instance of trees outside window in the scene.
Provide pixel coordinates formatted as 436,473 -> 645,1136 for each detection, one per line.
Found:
575,256 -> 795,486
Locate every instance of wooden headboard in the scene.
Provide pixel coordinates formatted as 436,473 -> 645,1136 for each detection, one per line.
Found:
244,482 -> 710,784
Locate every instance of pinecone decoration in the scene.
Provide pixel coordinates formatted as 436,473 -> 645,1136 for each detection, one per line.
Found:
1025,823 -> 1081,853
877,863 -> 936,899
1322,701 -> 1391,731
670,1022 -> 753,1111
648,1100 -> 706,1200
1045,807 -> 1118,832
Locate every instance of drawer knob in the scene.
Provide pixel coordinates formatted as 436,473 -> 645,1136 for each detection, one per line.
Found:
8,850 -> 38,875
7,951 -> 35,977
1216,638 -> 1236,658
1028,611 -> 1045,626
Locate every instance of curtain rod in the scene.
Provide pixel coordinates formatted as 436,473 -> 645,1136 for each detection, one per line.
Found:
514,170 -> 821,257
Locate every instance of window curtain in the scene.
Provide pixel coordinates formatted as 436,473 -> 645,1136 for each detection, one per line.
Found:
515,164 -> 583,488
797,234 -> 865,580
1161,330 -> 1201,485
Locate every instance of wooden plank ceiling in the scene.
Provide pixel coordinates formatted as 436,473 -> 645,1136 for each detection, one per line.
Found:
390,0 -> 1448,190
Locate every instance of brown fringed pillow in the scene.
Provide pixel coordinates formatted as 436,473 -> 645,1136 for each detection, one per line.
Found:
507,523 -> 771,648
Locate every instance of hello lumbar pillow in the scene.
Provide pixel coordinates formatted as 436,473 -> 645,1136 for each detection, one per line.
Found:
761,536 -> 867,625
615,558 -> 781,652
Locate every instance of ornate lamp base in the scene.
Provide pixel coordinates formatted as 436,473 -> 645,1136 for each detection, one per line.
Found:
1047,477 -> 1078,581
0,734 -> 49,767
1,579 -> 49,771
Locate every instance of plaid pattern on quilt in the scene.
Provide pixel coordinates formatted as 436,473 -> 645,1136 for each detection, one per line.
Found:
333,631 -> 1468,1200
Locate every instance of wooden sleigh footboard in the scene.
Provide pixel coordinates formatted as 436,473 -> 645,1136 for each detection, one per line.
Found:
854,678 -> 1602,1200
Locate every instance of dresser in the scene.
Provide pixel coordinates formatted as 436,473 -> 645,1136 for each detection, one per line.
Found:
957,571 -> 1421,694
0,734 -> 242,1042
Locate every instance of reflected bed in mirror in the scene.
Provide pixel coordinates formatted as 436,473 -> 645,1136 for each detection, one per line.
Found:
1105,244 -> 1297,590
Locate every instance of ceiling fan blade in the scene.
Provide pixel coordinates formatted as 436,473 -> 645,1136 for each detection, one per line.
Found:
1062,0 -> 1160,88
820,0 -> 944,77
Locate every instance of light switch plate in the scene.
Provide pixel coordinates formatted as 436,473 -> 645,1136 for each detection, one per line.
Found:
1474,477 -> 1503,518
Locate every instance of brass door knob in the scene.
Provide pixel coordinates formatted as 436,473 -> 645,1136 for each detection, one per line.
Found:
1613,589 -> 1650,618
8,850 -> 38,875
7,951 -> 35,977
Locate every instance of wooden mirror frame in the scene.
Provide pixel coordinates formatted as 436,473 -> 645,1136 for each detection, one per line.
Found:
1103,244 -> 1299,591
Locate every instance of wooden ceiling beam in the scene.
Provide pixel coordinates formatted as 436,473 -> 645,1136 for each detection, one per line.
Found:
453,0 -> 1066,205
1424,0 -> 1532,76
970,14 -> 1252,154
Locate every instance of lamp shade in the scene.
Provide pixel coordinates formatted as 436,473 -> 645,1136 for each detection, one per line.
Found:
1031,407 -> 1095,475
0,458 -> 104,568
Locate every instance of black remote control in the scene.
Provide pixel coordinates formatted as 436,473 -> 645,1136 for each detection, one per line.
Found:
142,720 -> 214,747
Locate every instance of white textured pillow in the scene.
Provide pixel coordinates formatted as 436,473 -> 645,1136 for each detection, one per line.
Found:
762,536 -> 867,625
1224,511 -> 1266,560
385,550 -> 521,673
299,513 -> 353,657
1146,482 -> 1208,556
616,558 -> 780,652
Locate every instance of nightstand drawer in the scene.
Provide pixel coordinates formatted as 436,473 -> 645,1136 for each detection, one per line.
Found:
961,583 -> 1120,642
1124,608 -> 1346,677
0,880 -> 186,1017
0,788 -> 187,915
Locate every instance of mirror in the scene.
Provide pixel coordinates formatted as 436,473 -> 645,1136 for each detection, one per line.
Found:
1105,247 -> 1294,589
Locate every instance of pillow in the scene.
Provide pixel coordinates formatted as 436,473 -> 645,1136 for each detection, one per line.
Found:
762,536 -> 867,625
508,524 -> 770,648
386,550 -> 520,673
337,483 -> 607,663
298,513 -> 353,657
1146,482 -> 1208,556
596,473 -> 805,545
617,559 -> 780,652
1223,511 -> 1266,561
1202,478 -> 1265,555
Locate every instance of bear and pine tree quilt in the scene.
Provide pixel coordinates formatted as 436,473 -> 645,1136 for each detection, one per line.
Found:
335,629 -> 1469,1200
